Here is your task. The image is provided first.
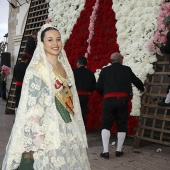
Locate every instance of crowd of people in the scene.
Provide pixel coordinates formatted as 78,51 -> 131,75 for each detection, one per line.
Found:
1,15 -> 170,169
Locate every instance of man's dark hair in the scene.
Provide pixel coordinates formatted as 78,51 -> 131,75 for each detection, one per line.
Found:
41,27 -> 59,42
21,54 -> 28,61
32,31 -> 37,36
77,56 -> 87,66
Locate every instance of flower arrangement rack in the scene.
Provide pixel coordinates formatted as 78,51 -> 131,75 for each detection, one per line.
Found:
134,54 -> 170,147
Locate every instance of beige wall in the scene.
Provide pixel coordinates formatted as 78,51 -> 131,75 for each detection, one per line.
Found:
8,1 -> 19,69
8,0 -> 29,68
7,0 -> 19,91
7,0 -> 29,91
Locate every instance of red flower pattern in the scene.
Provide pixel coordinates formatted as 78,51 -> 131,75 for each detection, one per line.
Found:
64,0 -> 138,135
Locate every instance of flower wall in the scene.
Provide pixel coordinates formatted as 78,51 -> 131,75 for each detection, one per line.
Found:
65,0 -> 120,131
65,0 -> 97,67
84,0 -> 119,131
48,0 -> 168,134
112,0 -> 162,116
49,0 -> 86,44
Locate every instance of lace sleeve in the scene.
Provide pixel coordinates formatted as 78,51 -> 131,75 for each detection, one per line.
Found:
24,76 -> 49,150
17,66 -> 51,152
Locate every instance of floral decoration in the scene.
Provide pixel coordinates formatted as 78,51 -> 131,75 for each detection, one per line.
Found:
85,0 -> 100,58
45,18 -> 51,24
111,0 -> 162,116
48,0 -> 167,134
48,0 -> 85,44
147,0 -> 170,56
87,0 -> 119,72
64,0 -> 97,67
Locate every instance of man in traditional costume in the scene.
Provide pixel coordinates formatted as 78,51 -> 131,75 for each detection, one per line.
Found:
13,54 -> 29,114
25,31 -> 37,63
73,56 -> 96,127
97,52 -> 144,159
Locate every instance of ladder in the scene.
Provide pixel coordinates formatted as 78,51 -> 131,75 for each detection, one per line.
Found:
5,0 -> 49,114
134,54 -> 170,147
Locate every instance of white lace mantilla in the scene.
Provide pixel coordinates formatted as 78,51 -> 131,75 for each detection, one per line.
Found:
2,24 -> 90,170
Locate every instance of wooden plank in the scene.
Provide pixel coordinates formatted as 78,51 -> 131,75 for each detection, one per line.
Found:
154,61 -> 169,65
6,107 -> 15,110
144,93 -> 167,97
141,114 -> 170,121
7,101 -> 15,104
138,125 -> 170,133
28,14 -> 48,20
154,72 -> 170,75
142,104 -> 170,109
135,55 -> 170,147
135,136 -> 170,146
26,20 -> 46,26
29,7 -> 48,14
146,82 -> 169,86
30,2 -> 47,8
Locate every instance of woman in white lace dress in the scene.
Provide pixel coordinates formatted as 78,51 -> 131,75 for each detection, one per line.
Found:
2,23 -> 91,170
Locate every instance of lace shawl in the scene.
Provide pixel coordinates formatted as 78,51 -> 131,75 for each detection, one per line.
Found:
2,24 -> 87,170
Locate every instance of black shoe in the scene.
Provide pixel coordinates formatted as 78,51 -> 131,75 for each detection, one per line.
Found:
157,102 -> 170,107
100,152 -> 109,159
116,151 -> 124,157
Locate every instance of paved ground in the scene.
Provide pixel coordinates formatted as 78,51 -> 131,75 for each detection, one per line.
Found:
0,99 -> 170,170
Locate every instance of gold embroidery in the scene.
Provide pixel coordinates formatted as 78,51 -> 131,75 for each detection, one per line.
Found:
53,70 -> 74,116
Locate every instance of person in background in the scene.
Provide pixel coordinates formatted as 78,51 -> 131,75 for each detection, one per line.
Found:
2,23 -> 90,170
25,30 -> 37,63
165,86 -> 170,105
157,85 -> 170,107
0,67 -> 5,100
73,56 -> 96,127
13,54 -> 29,115
156,15 -> 170,55
96,52 -> 144,159
0,65 -> 10,101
